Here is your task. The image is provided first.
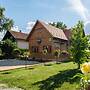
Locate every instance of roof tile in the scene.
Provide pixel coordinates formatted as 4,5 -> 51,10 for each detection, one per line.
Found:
9,31 -> 28,40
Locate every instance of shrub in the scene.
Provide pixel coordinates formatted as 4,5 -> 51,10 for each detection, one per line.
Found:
42,49 -> 48,55
0,39 -> 17,59
53,50 -> 60,57
12,48 -> 21,58
0,48 -> 2,56
19,51 -> 30,60
85,50 -> 90,59
19,49 -> 28,55
61,50 -> 68,54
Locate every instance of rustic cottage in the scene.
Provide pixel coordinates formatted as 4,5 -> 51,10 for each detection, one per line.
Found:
27,20 -> 71,61
3,30 -> 29,49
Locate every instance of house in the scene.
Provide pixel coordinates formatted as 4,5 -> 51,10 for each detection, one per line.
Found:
2,30 -> 29,49
27,20 -> 71,61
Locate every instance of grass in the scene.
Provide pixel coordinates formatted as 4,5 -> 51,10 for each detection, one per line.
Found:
0,62 -> 81,90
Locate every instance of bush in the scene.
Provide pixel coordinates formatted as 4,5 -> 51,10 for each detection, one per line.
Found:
0,55 -> 3,60
53,50 -> 60,57
0,48 -> 2,56
85,50 -> 90,59
61,50 -> 69,55
19,51 -> 30,60
19,49 -> 28,55
0,39 -> 17,59
12,48 -> 21,58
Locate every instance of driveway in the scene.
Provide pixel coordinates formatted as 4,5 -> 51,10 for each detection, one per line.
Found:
0,59 -> 39,71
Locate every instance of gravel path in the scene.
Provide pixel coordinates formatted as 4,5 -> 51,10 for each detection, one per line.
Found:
0,59 -> 39,66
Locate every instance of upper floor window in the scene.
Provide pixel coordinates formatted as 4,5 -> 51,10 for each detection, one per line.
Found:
36,38 -> 42,44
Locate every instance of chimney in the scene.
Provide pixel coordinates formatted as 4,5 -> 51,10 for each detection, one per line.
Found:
19,30 -> 22,32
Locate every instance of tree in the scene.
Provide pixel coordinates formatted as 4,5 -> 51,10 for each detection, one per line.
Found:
0,39 -> 17,58
70,21 -> 89,69
87,35 -> 90,50
0,6 -> 13,32
49,21 -> 67,30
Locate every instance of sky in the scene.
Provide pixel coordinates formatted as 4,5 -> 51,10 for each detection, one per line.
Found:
0,0 -> 90,39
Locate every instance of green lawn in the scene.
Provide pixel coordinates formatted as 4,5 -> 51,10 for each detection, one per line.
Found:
0,62 -> 81,90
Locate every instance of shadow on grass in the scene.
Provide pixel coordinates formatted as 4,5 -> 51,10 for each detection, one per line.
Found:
2,71 -> 11,74
44,63 -> 53,66
33,69 -> 81,90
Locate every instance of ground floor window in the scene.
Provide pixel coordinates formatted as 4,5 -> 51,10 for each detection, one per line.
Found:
31,46 -> 39,53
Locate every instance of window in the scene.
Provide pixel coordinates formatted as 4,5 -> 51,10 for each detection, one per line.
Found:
31,46 -> 39,53
36,38 -> 42,44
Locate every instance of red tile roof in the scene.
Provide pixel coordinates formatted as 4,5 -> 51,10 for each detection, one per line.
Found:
9,31 -> 28,40
63,29 -> 71,39
39,20 -> 68,40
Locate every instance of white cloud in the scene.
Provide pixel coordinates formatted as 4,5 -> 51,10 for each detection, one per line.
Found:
26,21 -> 35,31
11,26 -> 19,32
68,0 -> 90,22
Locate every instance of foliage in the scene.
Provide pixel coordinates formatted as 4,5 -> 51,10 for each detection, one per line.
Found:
85,50 -> 90,59
49,21 -> 67,30
19,50 -> 30,60
19,48 -> 28,55
23,51 -> 30,57
42,49 -> 48,55
0,48 -> 2,55
70,21 -> 89,69
53,50 -> 60,57
74,62 -> 90,90
0,39 -> 17,58
0,48 -> 3,59
87,35 -> 90,50
0,6 -> 13,32
61,50 -> 69,54
12,48 -> 21,58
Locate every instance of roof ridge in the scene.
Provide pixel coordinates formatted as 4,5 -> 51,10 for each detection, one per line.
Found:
9,30 -> 28,35
8,30 -> 28,40
38,20 -> 64,31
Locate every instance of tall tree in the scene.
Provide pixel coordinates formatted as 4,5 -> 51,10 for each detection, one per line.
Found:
87,35 -> 90,50
70,21 -> 89,69
49,21 -> 67,30
0,6 -> 13,32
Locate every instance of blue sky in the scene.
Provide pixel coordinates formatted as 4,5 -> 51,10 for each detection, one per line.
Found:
0,0 -> 90,34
